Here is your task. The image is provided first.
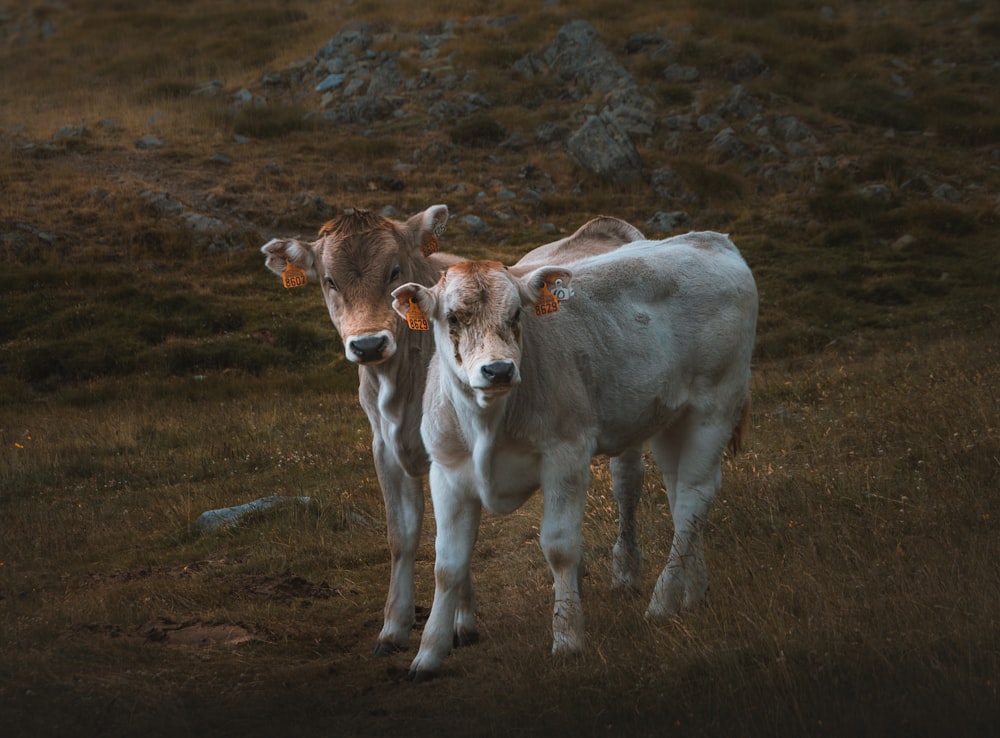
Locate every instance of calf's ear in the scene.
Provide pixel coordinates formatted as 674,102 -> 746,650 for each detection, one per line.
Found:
404,204 -> 449,257
391,283 -> 436,329
519,266 -> 574,307
261,238 -> 318,280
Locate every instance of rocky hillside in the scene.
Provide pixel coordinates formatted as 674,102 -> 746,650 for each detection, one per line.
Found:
1,0 -> 998,382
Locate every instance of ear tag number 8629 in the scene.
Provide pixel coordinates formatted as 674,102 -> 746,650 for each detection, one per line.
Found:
407,298 -> 430,331
534,283 -> 560,316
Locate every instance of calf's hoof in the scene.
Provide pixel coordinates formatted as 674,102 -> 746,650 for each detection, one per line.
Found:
408,667 -> 438,683
372,640 -> 404,657
453,629 -> 480,648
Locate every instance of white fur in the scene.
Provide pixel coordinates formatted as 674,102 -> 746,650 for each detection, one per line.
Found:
395,232 -> 758,678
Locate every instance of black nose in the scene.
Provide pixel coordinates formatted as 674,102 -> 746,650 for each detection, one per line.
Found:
481,360 -> 515,385
350,335 -> 388,362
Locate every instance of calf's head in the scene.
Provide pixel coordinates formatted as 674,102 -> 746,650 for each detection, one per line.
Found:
392,261 -> 572,407
261,205 -> 448,365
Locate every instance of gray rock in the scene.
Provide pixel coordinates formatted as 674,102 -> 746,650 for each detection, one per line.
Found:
322,57 -> 345,74
289,193 -> 336,221
232,88 -> 266,109
342,78 -> 367,97
134,135 -> 164,150
717,85 -> 761,119
933,183 -> 961,202
11,222 -> 57,244
142,190 -> 185,214
566,114 -> 642,183
651,167 -> 699,204
513,53 -> 546,78
646,211 -> 691,233
785,141 -> 811,158
192,80 -> 223,97
317,21 -> 372,60
774,115 -> 817,143
608,106 -> 656,136
726,50 -> 769,81
624,33 -> 667,55
183,212 -> 225,233
857,184 -> 894,203
54,125 -> 87,140
697,113 -> 725,132
663,64 -> 700,83
367,54 -> 403,97
323,96 -> 397,124
605,89 -> 657,136
709,128 -> 752,163
543,20 -> 637,95
460,214 -> 491,235
664,114 -> 694,131
196,495 -> 311,532
316,73 -> 347,93
536,122 -> 570,144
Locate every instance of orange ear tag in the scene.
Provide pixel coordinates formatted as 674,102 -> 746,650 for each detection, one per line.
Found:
282,262 -> 308,289
421,232 -> 439,258
406,298 -> 430,330
534,283 -> 560,316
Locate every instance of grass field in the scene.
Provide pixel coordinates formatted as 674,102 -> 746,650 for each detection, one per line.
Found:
2,1 -> 998,736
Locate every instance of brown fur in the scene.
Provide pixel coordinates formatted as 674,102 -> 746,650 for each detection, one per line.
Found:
447,259 -> 505,277
318,209 -> 392,239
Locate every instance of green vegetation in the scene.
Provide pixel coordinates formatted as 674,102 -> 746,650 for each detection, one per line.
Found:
1,1 -> 998,736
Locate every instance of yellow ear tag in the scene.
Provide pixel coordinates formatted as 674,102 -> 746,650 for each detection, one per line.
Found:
406,298 -> 430,331
282,262 -> 308,289
421,232 -> 439,258
534,283 -> 560,316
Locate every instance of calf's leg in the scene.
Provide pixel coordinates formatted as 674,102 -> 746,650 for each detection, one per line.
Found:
540,452 -> 589,655
645,426 -> 725,620
373,441 -> 423,656
610,446 -> 644,593
409,464 -> 481,680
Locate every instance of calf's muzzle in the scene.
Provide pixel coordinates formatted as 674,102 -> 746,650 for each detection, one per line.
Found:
350,335 -> 389,363
481,360 -> 516,386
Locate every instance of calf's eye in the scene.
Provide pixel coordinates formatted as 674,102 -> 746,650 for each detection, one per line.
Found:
323,275 -> 338,291
389,266 -> 401,283
446,313 -> 459,328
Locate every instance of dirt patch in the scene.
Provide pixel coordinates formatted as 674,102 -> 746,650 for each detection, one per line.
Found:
236,572 -> 356,604
74,618 -> 261,647
137,618 -> 260,646
88,558 -> 233,585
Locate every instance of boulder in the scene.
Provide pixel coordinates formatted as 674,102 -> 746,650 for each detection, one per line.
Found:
566,114 -> 642,183
646,211 -> 691,233
543,20 -> 636,95
709,127 -> 753,163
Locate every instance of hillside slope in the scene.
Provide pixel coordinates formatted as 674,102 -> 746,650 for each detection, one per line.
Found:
1,0 -> 998,385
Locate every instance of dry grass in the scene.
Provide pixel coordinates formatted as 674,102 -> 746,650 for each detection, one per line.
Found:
2,328 -> 997,737
2,0 -> 999,735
